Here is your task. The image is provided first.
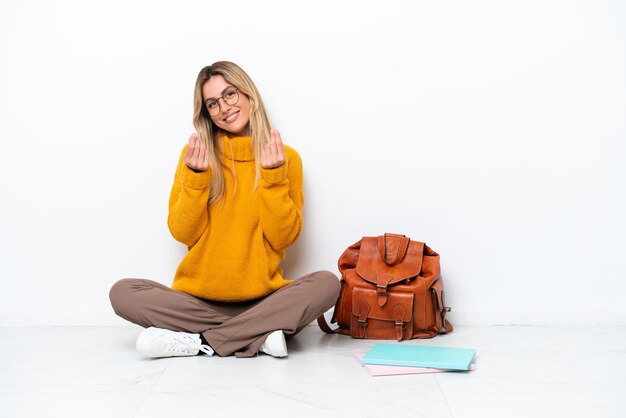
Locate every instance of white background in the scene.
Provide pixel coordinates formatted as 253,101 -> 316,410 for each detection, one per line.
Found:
1,0 -> 624,326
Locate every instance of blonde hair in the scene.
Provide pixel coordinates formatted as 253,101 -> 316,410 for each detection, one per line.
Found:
193,61 -> 272,205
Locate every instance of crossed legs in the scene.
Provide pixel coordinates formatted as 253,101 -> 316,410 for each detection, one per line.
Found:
109,270 -> 340,358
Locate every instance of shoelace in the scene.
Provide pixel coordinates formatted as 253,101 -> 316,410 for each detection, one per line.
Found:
167,333 -> 214,356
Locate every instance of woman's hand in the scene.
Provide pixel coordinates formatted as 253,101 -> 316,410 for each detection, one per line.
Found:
260,129 -> 286,169
184,133 -> 210,172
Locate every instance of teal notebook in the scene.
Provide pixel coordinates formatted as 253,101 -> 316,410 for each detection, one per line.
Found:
360,344 -> 476,371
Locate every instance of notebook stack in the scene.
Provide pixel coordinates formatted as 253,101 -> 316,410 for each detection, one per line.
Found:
356,344 -> 477,377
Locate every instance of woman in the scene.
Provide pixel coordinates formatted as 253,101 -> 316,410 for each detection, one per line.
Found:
109,61 -> 340,358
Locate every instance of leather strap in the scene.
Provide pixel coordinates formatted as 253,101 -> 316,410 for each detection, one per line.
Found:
392,304 -> 407,341
317,314 -> 337,334
376,273 -> 393,307
440,291 -> 453,333
378,233 -> 410,266
356,300 -> 370,338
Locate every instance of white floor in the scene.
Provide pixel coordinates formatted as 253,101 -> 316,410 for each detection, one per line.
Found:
1,325 -> 625,418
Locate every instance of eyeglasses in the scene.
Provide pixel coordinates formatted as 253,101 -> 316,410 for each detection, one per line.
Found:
205,87 -> 240,117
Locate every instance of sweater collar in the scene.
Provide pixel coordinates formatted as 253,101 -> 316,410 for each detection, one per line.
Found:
220,134 -> 255,162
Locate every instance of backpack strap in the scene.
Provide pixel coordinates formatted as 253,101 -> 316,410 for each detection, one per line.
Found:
317,314 -> 337,334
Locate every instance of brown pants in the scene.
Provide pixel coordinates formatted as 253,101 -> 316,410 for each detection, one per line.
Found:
109,270 -> 340,358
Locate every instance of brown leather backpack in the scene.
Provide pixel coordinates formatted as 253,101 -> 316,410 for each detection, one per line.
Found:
317,233 -> 453,340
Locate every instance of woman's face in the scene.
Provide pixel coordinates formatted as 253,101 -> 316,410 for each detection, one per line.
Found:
202,75 -> 251,136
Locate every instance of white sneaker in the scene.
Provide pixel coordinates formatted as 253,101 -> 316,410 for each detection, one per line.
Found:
259,330 -> 288,358
136,327 -> 214,358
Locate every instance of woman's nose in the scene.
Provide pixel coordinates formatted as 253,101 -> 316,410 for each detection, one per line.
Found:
219,100 -> 232,115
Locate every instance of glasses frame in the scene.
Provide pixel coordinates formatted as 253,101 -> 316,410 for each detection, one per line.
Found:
205,87 -> 240,117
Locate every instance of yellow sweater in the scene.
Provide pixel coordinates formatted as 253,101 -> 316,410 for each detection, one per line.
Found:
167,135 -> 304,302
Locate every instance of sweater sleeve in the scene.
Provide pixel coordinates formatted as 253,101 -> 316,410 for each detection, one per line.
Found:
258,146 -> 304,251
167,145 -> 211,247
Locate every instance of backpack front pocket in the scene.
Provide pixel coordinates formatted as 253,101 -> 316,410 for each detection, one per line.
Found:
350,286 -> 414,341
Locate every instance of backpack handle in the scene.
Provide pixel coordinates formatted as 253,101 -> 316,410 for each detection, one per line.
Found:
379,233 -> 410,266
